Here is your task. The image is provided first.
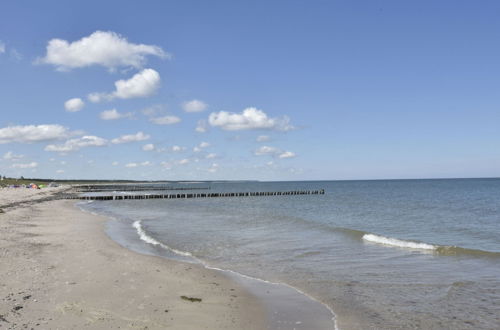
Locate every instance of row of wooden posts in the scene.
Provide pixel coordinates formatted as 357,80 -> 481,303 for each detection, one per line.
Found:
74,186 -> 211,192
65,189 -> 325,201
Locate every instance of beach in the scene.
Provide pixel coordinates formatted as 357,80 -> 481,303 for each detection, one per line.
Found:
0,188 -> 266,329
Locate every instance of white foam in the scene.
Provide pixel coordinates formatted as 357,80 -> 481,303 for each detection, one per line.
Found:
131,222 -> 338,329
132,220 -> 193,257
362,233 -> 436,250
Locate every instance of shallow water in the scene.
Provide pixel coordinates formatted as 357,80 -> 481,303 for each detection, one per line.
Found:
83,179 -> 500,329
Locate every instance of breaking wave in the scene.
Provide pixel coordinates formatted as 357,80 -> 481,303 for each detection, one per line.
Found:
335,227 -> 500,257
132,220 -> 193,257
362,233 -> 437,250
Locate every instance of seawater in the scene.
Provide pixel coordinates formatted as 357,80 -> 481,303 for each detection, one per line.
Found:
82,178 -> 500,329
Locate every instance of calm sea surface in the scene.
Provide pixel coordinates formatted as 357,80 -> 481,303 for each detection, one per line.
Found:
82,179 -> 500,329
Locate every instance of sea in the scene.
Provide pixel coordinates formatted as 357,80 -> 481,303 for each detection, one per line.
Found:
81,178 -> 500,329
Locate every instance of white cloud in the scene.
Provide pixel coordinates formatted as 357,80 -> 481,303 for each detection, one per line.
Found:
206,153 -> 217,159
124,161 -> 153,168
56,169 -> 65,174
111,131 -> 150,144
64,98 -> 85,112
193,141 -> 210,153
279,151 -> 296,159
208,163 -> 219,173
3,151 -> 24,161
45,135 -> 107,152
150,115 -> 181,125
182,99 -> 207,113
112,161 -> 119,166
256,135 -> 270,142
0,124 -> 70,144
125,162 -> 138,168
0,41 -> 5,54
12,162 -> 38,169
178,158 -> 190,165
254,145 -> 279,156
195,119 -> 208,133
171,145 -> 185,152
208,107 -> 294,131
37,31 -> 168,71
254,146 -> 296,159
60,161 -> 66,165
88,68 -> 161,102
199,141 -> 210,148
142,143 -> 155,151
99,109 -> 133,120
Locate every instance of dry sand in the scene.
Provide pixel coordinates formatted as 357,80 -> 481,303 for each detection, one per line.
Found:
0,188 -> 266,329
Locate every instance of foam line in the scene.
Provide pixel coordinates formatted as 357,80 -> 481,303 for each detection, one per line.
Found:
362,233 -> 436,250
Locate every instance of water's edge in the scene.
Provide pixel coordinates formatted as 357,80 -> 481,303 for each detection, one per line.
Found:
76,201 -> 338,330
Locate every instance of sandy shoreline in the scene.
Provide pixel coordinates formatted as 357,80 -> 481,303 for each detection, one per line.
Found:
0,189 -> 266,329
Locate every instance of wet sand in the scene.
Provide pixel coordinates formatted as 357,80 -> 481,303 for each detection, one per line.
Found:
0,189 -> 266,329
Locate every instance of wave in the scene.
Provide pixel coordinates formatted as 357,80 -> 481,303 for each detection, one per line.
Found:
132,220 -> 193,257
362,233 -> 437,250
336,227 -> 500,257
131,221 -> 338,330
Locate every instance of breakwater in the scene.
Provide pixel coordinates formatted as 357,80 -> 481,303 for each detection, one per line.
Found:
64,189 -> 325,201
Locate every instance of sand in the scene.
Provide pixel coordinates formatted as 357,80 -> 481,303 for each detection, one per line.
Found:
0,188 -> 266,329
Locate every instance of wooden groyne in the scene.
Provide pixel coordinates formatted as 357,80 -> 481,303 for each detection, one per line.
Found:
74,186 -> 210,192
64,189 -> 325,201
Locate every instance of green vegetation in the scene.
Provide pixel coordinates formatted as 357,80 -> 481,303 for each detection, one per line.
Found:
0,177 -> 53,187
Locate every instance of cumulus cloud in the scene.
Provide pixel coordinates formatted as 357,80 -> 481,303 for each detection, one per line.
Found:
44,135 -> 107,152
193,141 -> 210,153
206,153 -> 217,159
195,119 -> 208,133
142,143 -> 155,151
178,158 -> 190,165
182,99 -> 207,113
150,115 -> 181,125
112,161 -> 119,166
0,41 -> 5,54
254,146 -> 279,156
99,109 -> 133,120
208,107 -> 294,131
199,141 -> 210,148
256,135 -> 270,142
12,162 -> 38,169
0,124 -> 70,144
171,145 -> 185,152
56,169 -> 65,174
279,151 -> 296,159
125,163 -> 138,168
64,98 -> 85,112
254,146 -> 296,159
37,31 -> 168,71
88,68 -> 161,102
111,131 -> 150,144
3,151 -> 24,161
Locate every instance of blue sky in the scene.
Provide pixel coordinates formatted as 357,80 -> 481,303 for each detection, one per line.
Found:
1,0 -> 499,180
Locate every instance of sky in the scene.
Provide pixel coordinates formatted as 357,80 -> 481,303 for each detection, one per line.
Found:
1,0 -> 499,181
